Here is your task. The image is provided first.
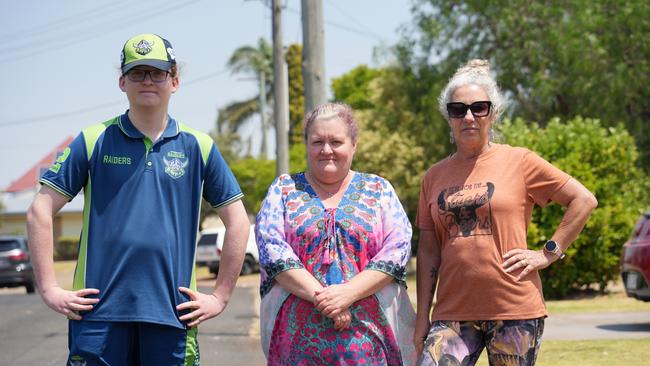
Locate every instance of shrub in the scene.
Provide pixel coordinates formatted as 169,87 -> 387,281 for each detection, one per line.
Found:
230,158 -> 276,214
500,117 -> 650,298
55,236 -> 79,261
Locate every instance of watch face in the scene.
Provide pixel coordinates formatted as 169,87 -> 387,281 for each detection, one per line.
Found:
545,241 -> 558,251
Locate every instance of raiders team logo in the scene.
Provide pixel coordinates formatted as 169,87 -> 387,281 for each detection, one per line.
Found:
68,355 -> 86,366
133,39 -> 154,55
163,151 -> 188,179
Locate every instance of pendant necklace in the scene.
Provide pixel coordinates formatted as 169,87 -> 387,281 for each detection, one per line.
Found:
307,171 -> 343,198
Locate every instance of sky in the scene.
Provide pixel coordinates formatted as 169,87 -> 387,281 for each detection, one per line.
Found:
0,0 -> 413,191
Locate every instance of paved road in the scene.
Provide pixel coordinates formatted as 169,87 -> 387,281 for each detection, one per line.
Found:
545,311 -> 650,340
197,277 -> 266,365
0,275 -> 265,366
2,276 -> 649,365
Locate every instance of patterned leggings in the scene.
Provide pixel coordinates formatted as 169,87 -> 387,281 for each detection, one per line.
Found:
417,318 -> 544,366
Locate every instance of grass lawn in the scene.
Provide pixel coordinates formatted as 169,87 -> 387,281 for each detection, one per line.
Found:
546,291 -> 650,313
474,339 -> 650,366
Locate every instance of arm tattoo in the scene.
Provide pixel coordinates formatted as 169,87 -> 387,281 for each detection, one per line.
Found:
429,267 -> 438,295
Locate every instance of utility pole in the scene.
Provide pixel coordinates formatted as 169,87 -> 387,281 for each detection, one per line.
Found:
272,0 -> 289,175
301,0 -> 326,113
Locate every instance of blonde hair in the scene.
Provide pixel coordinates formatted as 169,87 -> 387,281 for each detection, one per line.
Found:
438,59 -> 505,122
303,102 -> 359,144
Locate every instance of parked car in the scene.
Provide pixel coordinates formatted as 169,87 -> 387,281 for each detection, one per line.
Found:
196,225 -> 258,276
621,209 -> 650,302
0,235 -> 36,294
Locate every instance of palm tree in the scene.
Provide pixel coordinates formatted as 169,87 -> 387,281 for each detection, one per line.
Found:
217,38 -> 273,158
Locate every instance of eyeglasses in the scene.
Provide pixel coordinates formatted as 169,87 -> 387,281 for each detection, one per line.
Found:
125,69 -> 170,82
446,101 -> 492,119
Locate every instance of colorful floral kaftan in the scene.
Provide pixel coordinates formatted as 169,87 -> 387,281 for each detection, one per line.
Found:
256,172 -> 416,365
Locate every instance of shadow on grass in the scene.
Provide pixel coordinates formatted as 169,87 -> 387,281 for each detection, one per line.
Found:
598,322 -> 650,333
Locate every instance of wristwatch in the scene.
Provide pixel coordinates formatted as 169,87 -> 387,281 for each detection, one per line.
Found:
544,240 -> 566,260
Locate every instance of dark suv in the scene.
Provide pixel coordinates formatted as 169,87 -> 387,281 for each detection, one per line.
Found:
0,236 -> 36,294
621,209 -> 650,302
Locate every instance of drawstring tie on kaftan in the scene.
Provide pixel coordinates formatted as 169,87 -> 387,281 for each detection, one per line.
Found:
323,208 -> 344,284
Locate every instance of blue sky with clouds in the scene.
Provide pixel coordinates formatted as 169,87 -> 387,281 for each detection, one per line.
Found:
0,0 -> 412,190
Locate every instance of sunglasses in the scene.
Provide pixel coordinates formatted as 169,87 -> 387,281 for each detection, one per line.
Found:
446,101 -> 492,119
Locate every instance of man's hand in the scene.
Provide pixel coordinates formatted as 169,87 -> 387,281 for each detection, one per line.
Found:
176,287 -> 227,327
41,286 -> 100,320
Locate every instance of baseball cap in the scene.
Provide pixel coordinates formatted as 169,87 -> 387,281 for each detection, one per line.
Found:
120,33 -> 176,74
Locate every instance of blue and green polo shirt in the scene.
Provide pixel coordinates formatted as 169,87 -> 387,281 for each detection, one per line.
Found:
40,112 -> 243,329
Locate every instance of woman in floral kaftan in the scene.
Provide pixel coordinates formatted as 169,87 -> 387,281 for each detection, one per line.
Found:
256,102 -> 416,365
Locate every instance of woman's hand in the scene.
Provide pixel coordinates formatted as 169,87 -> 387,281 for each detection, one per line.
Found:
176,287 -> 227,327
313,284 -> 356,317
502,248 -> 552,281
413,315 -> 430,356
332,308 -> 352,331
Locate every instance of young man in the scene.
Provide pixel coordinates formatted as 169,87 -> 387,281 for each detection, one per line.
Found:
26,33 -> 249,365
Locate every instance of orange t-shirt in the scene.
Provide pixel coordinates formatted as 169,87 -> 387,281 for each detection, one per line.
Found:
416,143 -> 571,320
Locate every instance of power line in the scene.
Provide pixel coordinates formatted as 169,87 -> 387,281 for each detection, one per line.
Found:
284,6 -> 384,42
2,0 -> 176,54
325,0 -> 379,39
0,0 -> 132,43
0,69 -> 228,127
0,0 -> 199,64
0,101 -> 125,127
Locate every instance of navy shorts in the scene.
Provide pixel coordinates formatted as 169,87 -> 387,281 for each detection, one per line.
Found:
67,320 -> 199,366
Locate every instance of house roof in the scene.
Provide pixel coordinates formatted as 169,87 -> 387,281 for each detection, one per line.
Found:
1,189 -> 84,215
1,136 -> 82,215
4,136 -> 73,193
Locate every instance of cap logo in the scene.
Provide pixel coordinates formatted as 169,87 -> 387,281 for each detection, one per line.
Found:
133,39 -> 154,56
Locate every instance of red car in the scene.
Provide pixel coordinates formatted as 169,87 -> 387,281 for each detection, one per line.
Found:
621,209 -> 650,302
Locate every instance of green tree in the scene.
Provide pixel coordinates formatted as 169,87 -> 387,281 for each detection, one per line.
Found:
332,68 -> 431,218
217,38 -> 273,157
500,117 -> 650,298
198,131 -> 242,225
352,110 -> 426,218
289,143 -> 307,174
402,0 -> 650,165
230,158 -> 276,214
199,155 -> 276,224
206,42 -> 308,221
286,44 -> 305,145
331,65 -> 382,110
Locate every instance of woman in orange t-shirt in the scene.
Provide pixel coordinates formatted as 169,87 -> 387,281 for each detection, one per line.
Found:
413,59 -> 598,366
